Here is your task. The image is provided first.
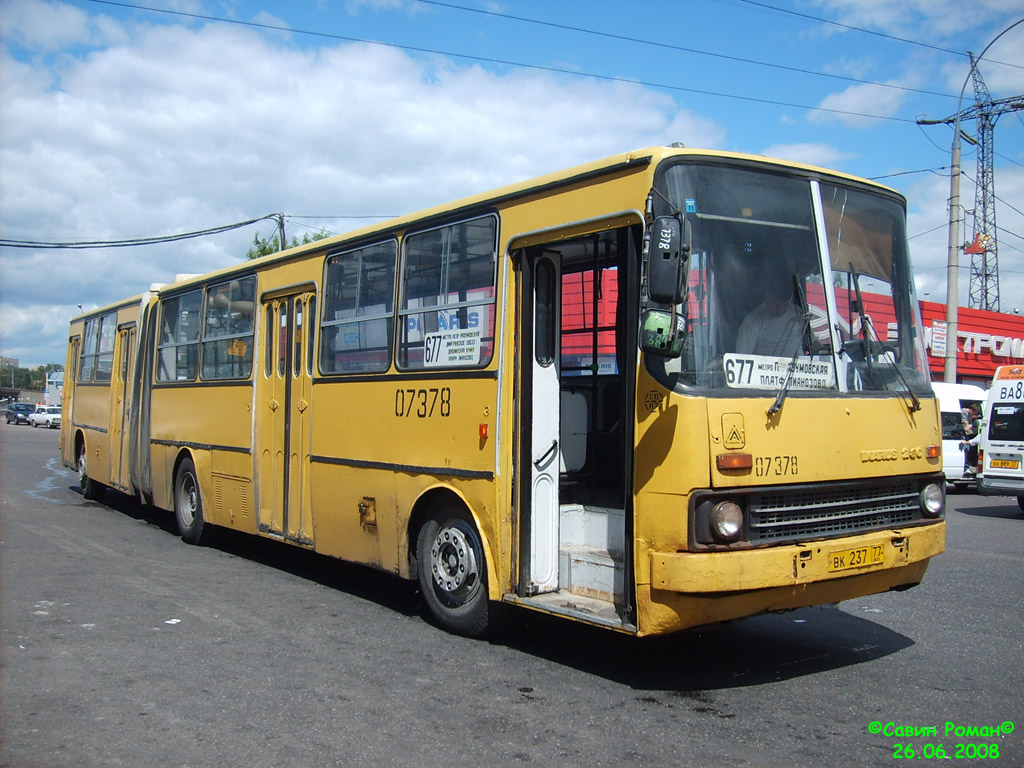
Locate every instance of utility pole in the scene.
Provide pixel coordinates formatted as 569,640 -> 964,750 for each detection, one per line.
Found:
276,213 -> 287,253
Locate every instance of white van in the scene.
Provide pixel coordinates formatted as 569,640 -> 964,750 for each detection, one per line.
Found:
977,365 -> 1024,510
931,382 -> 987,488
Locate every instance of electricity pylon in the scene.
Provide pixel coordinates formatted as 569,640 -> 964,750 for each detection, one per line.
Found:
919,60 -> 1024,311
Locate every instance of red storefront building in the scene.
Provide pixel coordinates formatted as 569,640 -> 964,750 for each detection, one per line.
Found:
919,301 -> 1024,388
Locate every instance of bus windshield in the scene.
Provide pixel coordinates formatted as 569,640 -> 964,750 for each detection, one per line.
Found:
648,162 -> 932,397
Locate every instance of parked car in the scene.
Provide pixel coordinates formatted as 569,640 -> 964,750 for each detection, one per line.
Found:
28,404 -> 62,429
5,402 -> 36,424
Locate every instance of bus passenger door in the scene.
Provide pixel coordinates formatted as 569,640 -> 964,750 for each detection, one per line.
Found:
521,252 -> 561,594
516,223 -> 639,622
108,325 -> 135,491
61,337 -> 81,467
287,293 -> 315,544
256,290 -> 316,545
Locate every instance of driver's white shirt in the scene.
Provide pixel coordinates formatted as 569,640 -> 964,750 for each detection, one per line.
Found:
736,304 -> 802,357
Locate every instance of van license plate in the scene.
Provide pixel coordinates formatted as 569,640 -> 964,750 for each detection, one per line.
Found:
828,544 -> 885,572
991,459 -> 1019,469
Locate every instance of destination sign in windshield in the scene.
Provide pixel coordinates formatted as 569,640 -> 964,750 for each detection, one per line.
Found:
723,353 -> 836,390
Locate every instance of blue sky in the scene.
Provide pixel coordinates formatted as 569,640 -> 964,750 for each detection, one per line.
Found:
2,0 -> 1023,368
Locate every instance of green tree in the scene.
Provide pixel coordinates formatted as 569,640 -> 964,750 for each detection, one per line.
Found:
2,364 -> 31,390
246,228 -> 332,260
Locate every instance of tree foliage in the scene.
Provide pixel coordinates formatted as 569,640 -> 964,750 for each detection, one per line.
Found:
246,228 -> 332,260
1,363 -> 62,392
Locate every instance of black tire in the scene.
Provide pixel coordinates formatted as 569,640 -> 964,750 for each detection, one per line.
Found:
77,442 -> 106,501
1016,496 -> 1024,513
416,505 -> 494,637
174,457 -> 214,545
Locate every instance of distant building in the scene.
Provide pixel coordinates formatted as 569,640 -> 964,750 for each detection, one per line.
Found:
45,371 -> 64,405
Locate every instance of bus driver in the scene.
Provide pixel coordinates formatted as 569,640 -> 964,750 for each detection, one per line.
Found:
736,272 -> 803,357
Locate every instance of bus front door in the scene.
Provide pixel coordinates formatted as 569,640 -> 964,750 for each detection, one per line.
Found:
257,290 -> 316,545
517,223 -> 638,619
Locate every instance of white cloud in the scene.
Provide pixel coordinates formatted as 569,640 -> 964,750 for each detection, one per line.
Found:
0,0 -> 92,51
906,171 -> 959,302
807,1 -> 1024,113
759,142 -> 856,170
0,4 -> 726,367
810,81 -> 909,126
810,0 -> 1020,40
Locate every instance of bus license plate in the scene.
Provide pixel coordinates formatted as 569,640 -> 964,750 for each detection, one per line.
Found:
828,544 -> 885,572
991,459 -> 1020,469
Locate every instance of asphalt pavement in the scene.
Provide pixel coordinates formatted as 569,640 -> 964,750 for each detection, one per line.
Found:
2,421 -> 1022,767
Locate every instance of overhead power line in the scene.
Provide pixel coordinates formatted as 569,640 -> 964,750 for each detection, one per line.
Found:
287,214 -> 398,220
414,0 -> 958,100
0,213 -> 399,251
735,0 -> 1024,70
0,215 -> 278,250
81,0 -> 924,124
869,166 -> 949,180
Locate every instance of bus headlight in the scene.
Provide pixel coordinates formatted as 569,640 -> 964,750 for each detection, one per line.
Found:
710,501 -> 743,542
919,483 -> 944,518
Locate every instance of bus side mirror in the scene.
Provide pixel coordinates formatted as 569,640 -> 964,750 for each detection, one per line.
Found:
647,216 -> 689,305
640,309 -> 685,358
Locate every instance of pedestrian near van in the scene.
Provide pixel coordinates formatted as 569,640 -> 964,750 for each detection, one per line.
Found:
960,403 -> 982,476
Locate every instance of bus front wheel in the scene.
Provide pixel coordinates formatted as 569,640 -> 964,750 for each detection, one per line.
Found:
174,457 -> 214,545
77,442 -> 106,501
416,505 -> 492,637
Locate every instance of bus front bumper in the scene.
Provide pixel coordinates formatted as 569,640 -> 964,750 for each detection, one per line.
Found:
649,523 -> 945,594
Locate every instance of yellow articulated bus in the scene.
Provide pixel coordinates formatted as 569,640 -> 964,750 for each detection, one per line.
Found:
62,146 -> 946,637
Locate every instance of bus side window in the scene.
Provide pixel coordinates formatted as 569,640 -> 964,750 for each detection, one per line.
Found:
156,290 -> 202,383
398,215 -> 497,370
201,276 -> 256,380
320,241 -> 397,375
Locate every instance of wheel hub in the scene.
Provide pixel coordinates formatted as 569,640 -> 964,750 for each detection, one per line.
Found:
430,525 -> 477,593
179,476 -> 197,525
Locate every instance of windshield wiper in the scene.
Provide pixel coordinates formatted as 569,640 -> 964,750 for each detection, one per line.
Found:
767,352 -> 797,416
794,273 -> 815,355
849,265 -> 875,382
847,264 -> 921,412
767,274 -> 812,416
861,317 -> 921,412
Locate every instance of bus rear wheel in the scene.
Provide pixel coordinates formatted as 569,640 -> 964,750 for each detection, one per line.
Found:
174,457 -> 215,545
416,505 -> 492,637
77,442 -> 106,501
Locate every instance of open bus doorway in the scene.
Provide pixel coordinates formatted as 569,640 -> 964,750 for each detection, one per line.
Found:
516,222 -> 640,627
